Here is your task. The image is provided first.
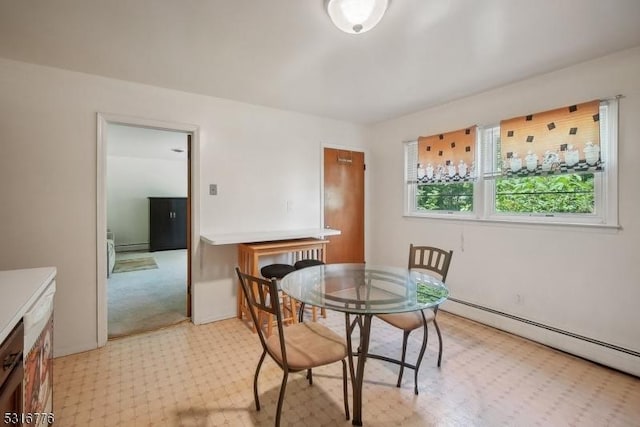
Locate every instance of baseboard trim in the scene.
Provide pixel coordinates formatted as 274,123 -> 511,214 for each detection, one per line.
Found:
192,313 -> 236,325
115,243 -> 149,252
448,297 -> 639,358
54,341 -> 98,358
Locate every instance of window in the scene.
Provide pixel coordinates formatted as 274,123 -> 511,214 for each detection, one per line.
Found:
405,126 -> 478,216
405,99 -> 618,226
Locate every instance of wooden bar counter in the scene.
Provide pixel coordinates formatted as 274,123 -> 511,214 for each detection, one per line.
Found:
236,238 -> 328,328
200,228 -> 340,331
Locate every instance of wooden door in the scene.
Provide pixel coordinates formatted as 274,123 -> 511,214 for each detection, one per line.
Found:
324,148 -> 365,263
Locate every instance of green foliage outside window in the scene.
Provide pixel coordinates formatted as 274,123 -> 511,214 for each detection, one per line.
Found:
416,182 -> 473,211
495,173 -> 594,214
416,174 -> 594,213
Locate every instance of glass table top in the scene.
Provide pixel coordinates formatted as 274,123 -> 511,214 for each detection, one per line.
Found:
280,263 -> 449,315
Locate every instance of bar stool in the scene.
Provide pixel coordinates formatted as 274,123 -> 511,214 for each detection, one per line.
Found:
260,263 -> 297,336
293,259 -> 327,321
293,259 -> 325,270
261,263 -> 296,280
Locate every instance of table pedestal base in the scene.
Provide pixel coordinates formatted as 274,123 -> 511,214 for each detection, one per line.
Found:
345,313 -> 373,426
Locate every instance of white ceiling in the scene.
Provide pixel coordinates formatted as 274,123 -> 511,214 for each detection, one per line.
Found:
1,0 -> 639,124
108,124 -> 188,160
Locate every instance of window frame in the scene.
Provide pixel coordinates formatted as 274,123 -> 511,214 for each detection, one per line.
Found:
404,135 -> 480,220
404,99 -> 619,228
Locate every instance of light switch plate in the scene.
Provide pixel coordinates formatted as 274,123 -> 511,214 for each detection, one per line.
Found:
209,184 -> 217,195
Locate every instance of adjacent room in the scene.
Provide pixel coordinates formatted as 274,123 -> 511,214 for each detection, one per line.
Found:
106,124 -> 190,338
0,1 -> 639,426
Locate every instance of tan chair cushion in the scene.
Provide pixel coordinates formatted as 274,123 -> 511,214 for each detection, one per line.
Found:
266,322 -> 347,371
377,308 -> 436,332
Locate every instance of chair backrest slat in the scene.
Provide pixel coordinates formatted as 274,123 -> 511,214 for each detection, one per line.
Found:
408,244 -> 453,283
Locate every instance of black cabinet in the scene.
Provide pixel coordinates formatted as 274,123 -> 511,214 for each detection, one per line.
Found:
149,197 -> 187,251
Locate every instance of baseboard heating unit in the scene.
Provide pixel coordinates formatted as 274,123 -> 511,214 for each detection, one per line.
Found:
445,297 -> 640,377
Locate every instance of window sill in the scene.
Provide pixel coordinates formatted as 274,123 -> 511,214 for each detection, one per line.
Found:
403,213 -> 621,230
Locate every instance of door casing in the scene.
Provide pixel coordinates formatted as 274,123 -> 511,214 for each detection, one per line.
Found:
96,113 -> 199,347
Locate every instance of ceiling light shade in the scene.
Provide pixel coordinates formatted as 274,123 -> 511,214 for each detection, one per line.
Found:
325,0 -> 390,34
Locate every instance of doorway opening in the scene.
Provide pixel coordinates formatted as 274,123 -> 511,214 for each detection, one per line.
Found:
106,124 -> 190,338
97,114 -> 198,345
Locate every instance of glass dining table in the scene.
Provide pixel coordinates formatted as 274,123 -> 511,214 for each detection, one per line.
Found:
280,263 -> 449,426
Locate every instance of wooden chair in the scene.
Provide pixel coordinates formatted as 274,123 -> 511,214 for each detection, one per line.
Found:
375,244 -> 453,394
235,267 -> 350,426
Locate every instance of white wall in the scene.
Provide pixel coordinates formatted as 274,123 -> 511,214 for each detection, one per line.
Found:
0,57 -> 367,357
107,155 -> 187,249
2,47 -> 637,375
367,46 -> 640,376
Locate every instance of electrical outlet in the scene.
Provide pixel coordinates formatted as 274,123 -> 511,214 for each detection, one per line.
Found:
209,184 -> 217,195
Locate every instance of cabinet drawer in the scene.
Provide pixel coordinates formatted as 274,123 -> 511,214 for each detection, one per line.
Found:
0,321 -> 23,388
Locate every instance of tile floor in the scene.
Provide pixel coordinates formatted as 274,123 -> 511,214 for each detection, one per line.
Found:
53,311 -> 640,426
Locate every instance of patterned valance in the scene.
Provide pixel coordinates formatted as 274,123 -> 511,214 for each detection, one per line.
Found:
499,100 -> 601,177
416,126 -> 476,183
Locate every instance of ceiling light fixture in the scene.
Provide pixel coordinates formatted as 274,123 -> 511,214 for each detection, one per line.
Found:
325,0 -> 390,34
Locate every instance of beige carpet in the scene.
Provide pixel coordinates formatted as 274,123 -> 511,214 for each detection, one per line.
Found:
108,250 -> 187,338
